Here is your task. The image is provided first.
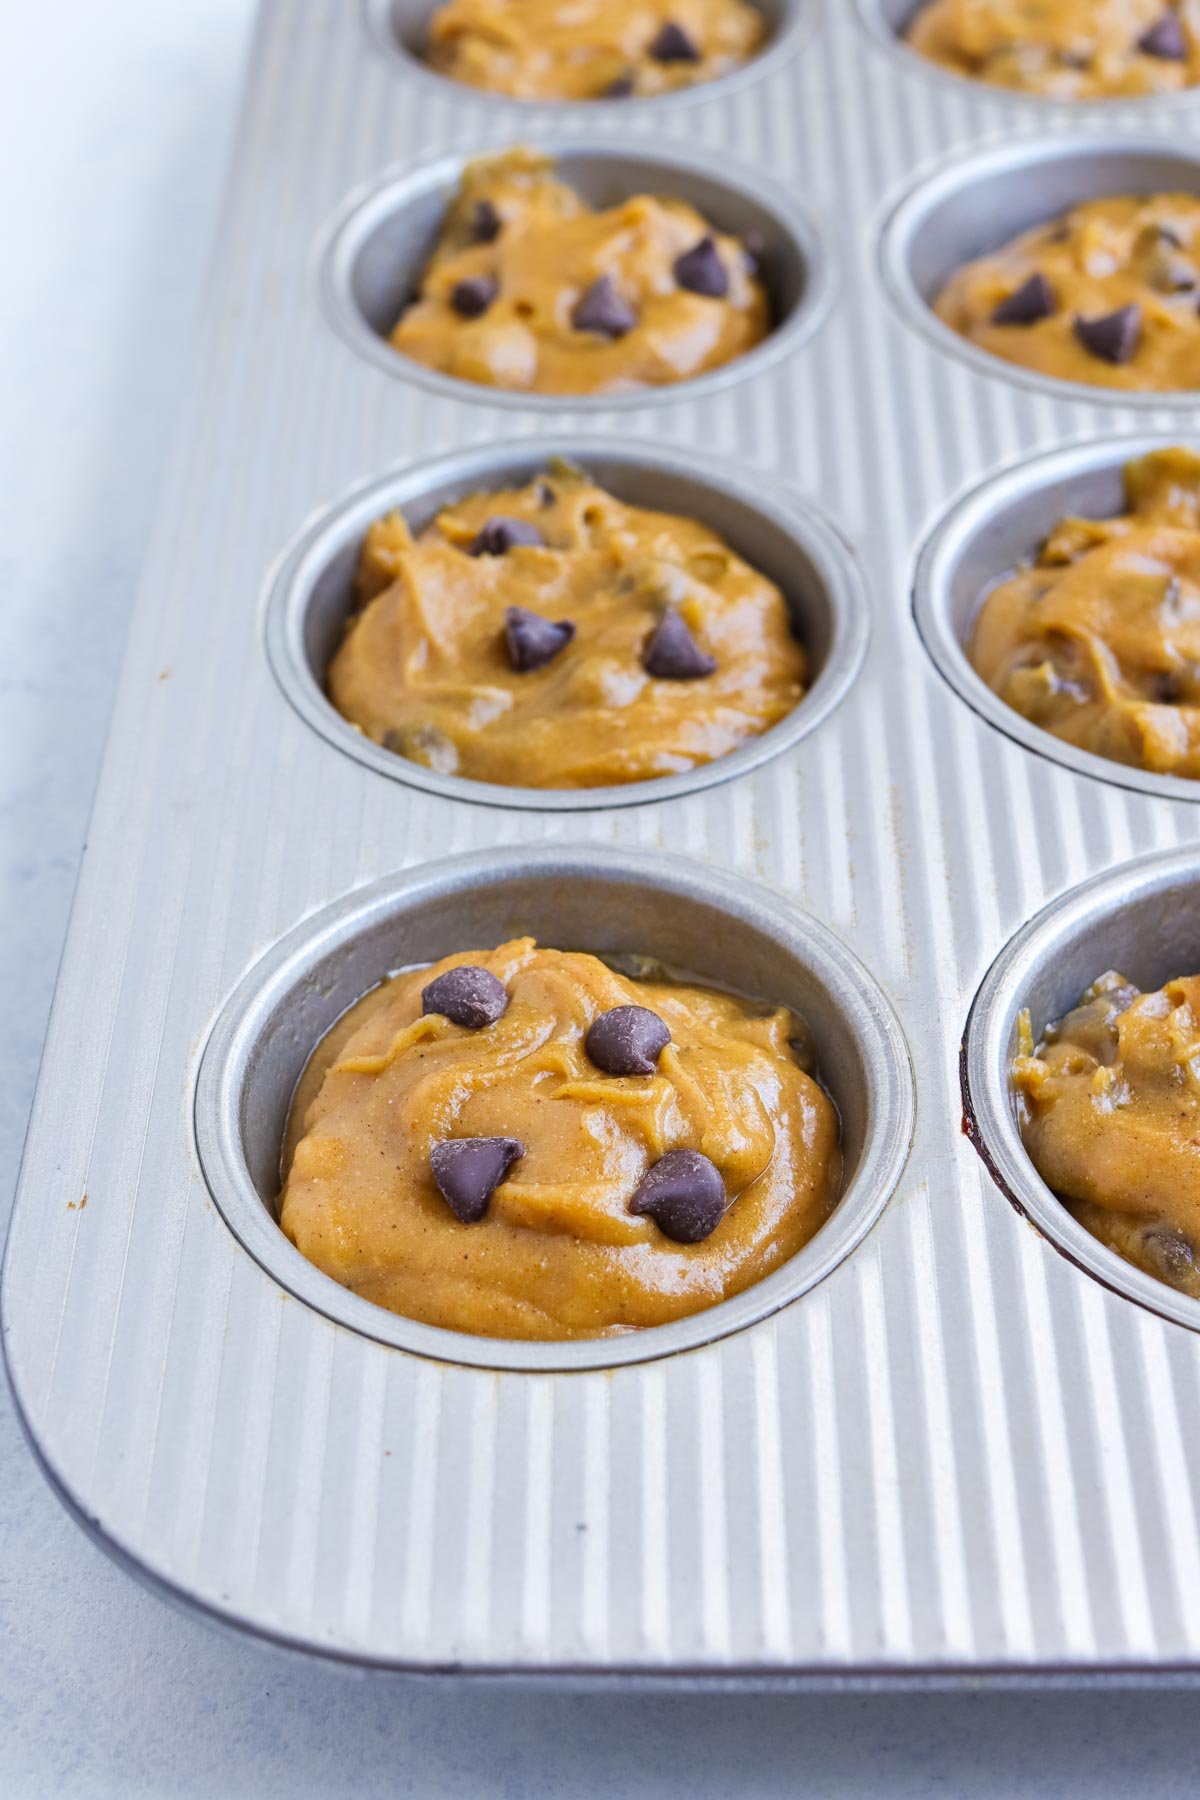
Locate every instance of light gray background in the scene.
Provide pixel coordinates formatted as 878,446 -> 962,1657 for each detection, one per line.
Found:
2,3 -> 1198,1793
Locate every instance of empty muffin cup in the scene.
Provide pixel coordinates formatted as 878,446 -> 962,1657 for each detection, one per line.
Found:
316,138 -> 832,409
880,134 -> 1200,406
963,846 -> 1200,1334
194,845 -> 914,1372
913,432 -> 1200,803
263,435 -> 869,809
362,0 -> 814,109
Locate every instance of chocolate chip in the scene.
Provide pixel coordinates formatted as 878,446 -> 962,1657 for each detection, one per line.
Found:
571,274 -> 637,337
643,609 -> 717,680
504,606 -> 575,672
471,199 -> 503,243
421,964 -> 509,1029
1073,304 -> 1142,365
450,275 -> 499,319
468,516 -> 544,557
430,1137 -> 524,1224
604,73 -> 635,97
673,235 -> 729,299
1143,1224 -> 1197,1285
586,1005 -> 671,1075
649,21 -> 700,62
1139,13 -> 1187,59
629,1148 -> 725,1243
991,272 -> 1055,326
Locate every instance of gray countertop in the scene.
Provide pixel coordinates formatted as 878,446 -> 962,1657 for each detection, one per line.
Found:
2,3 -> 1198,1792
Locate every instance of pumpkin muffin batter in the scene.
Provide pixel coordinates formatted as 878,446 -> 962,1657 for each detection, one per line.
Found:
327,461 -> 807,789
279,939 -> 842,1340
1014,970 -> 1200,1300
905,1 -> 1200,99
425,0 -> 767,101
970,447 -> 1200,779
389,148 -> 770,395
934,194 -> 1200,393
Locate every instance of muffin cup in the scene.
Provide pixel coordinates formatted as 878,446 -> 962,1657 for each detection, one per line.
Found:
856,0 -> 1200,112
316,137 -> 834,410
963,846 -> 1200,1333
913,431 -> 1200,803
879,134 -> 1200,409
194,845 -> 915,1373
263,435 -> 869,809
363,0 -> 816,111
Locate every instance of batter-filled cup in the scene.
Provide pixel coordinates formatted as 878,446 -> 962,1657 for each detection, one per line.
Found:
264,437 -> 868,810
194,847 -> 914,1368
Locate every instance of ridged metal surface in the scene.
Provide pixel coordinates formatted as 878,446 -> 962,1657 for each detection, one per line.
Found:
6,0 -> 1200,1674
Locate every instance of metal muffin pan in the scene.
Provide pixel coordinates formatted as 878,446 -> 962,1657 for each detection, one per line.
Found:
856,0 -> 1200,113
11,0 -> 1200,1680
881,134 -> 1200,409
263,434 -> 869,809
195,844 -> 914,1372
316,135 -> 833,411
913,431 -> 1200,804
363,0 -> 816,112
963,846 -> 1200,1336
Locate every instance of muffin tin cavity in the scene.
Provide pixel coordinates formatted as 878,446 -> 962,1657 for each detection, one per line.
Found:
880,135 -> 1200,407
362,0 -> 814,111
913,433 -> 1200,803
963,847 -> 1200,1334
194,845 -> 914,1372
316,138 -> 832,409
263,436 -> 869,810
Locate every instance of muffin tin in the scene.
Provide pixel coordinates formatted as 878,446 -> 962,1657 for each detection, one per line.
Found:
8,0 -> 1200,1680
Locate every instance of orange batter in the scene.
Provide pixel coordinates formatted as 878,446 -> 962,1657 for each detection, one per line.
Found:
970,448 -> 1200,778
935,195 -> 1200,394
1015,970 -> 1200,1299
389,148 -> 769,396
426,0 -> 767,100
906,1 -> 1200,98
279,939 -> 842,1340
327,462 -> 807,789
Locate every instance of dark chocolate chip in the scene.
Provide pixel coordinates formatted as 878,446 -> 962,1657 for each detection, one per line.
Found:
450,274 -> 499,319
571,274 -> 637,337
468,516 -> 544,557
643,609 -> 717,680
1139,13 -> 1188,59
585,1005 -> 671,1076
1142,1224 -> 1197,1286
421,964 -> 509,1029
1073,303 -> 1142,365
430,1137 -> 524,1224
504,606 -> 575,672
604,72 -> 635,97
991,272 -> 1056,326
471,199 -> 503,243
649,20 -> 700,62
628,1148 -> 726,1243
673,235 -> 729,299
